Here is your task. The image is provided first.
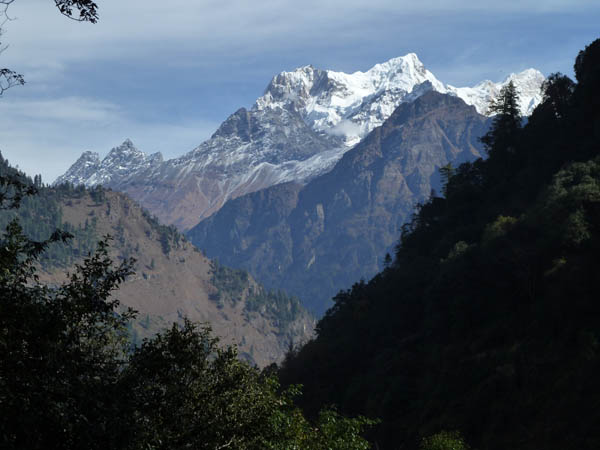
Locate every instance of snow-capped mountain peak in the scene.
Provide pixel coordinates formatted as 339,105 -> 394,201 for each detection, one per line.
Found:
254,53 -> 449,146
54,150 -> 101,186
253,54 -> 543,147
55,139 -> 163,187
55,56 -> 546,229
502,68 -> 546,115
102,139 -> 149,172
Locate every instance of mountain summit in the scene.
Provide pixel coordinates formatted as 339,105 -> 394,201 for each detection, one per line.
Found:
255,53 -> 448,146
54,56 -> 544,229
257,54 -> 543,146
55,139 -> 163,187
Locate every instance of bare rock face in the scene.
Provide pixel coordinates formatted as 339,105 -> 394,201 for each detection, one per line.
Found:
187,92 -> 491,315
54,56 -> 543,231
189,182 -> 304,293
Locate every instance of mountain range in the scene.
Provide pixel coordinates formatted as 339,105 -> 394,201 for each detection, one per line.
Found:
54,54 -> 544,231
187,91 -> 491,315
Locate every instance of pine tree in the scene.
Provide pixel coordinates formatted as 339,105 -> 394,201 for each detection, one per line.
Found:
439,163 -> 455,198
480,80 -> 522,158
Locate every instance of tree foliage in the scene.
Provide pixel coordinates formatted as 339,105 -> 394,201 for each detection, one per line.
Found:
52,0 -> 99,23
0,212 -> 374,448
120,319 -> 376,450
420,431 -> 469,450
480,80 -> 522,159
0,161 -> 101,269
0,224 -> 134,449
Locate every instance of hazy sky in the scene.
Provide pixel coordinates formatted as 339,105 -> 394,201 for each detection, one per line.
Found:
0,0 -> 598,182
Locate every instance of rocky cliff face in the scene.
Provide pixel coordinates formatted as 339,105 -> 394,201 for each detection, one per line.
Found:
55,56 -> 543,231
188,182 -> 304,294
187,92 -> 491,315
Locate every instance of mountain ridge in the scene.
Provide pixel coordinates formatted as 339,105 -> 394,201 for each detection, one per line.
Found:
187,91 -> 490,315
54,55 -> 543,230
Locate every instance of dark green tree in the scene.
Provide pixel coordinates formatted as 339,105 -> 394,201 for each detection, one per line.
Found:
540,73 -> 576,121
439,163 -> 455,198
574,38 -> 600,117
0,221 -> 136,449
121,319 -> 375,450
480,80 -> 522,158
420,431 -> 469,450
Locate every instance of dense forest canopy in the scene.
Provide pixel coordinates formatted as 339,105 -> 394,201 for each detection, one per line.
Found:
280,39 -> 600,450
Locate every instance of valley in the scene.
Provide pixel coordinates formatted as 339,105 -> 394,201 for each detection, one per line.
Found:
0,176 -> 314,367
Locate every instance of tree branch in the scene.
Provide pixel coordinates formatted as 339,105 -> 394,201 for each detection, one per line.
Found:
0,68 -> 24,96
0,0 -> 98,97
53,0 -> 99,23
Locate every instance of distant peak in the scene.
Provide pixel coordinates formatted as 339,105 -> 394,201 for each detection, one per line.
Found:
120,138 -> 136,148
108,139 -> 143,156
522,68 -> 544,76
79,150 -> 101,161
369,53 -> 426,71
503,68 -> 545,83
388,53 -> 423,64
149,151 -> 163,162
269,64 -> 321,81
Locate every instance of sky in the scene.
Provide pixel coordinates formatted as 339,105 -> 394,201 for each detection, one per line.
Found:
0,0 -> 598,182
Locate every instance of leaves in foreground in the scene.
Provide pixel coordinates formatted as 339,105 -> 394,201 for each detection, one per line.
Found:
0,210 -> 375,449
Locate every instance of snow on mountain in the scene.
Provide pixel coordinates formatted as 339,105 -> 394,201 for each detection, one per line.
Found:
55,139 -> 163,187
54,150 -> 101,186
447,68 -> 546,117
255,54 -> 543,146
256,53 -> 448,147
54,56 -> 545,229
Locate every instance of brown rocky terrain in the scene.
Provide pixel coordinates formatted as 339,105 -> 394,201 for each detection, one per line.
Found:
35,189 -> 314,367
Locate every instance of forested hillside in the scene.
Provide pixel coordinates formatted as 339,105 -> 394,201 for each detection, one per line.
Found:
0,157 -> 314,366
0,152 -> 373,450
280,39 -> 600,450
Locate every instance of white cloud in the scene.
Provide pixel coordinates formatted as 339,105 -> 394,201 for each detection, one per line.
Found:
327,120 -> 362,138
3,0 -> 596,69
2,96 -> 121,121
